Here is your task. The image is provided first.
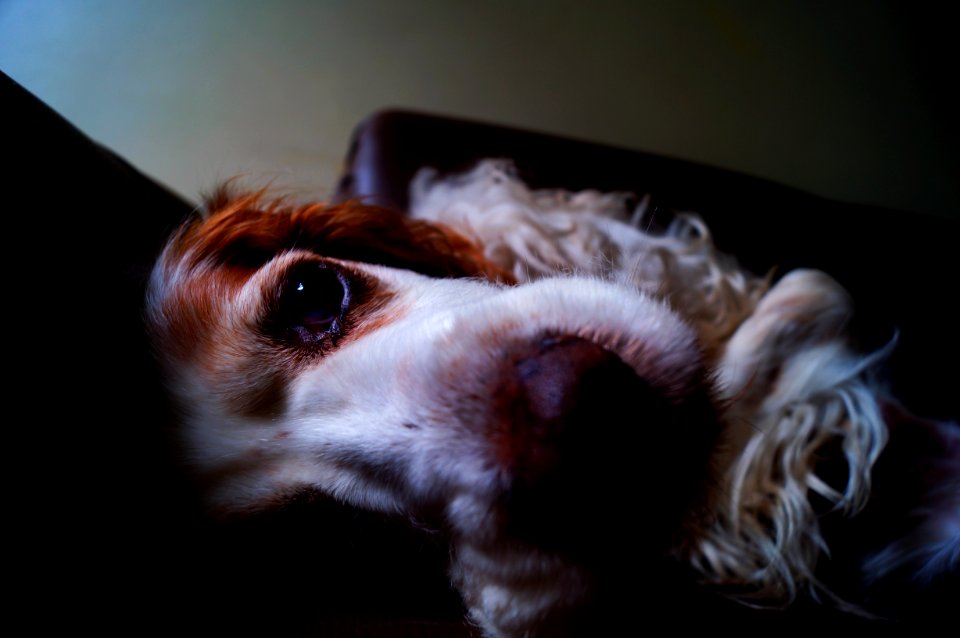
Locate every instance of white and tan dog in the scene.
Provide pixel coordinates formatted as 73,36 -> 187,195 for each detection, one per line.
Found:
147,161 -> 957,636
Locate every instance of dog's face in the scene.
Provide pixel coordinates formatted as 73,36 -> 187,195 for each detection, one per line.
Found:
148,190 -> 724,633
148,181 -> 899,636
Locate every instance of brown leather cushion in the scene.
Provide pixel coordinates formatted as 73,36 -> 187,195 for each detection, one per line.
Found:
335,109 -> 958,422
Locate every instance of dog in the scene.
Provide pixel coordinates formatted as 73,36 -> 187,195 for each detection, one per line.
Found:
147,160 -> 957,636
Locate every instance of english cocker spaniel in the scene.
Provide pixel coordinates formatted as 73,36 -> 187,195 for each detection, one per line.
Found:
147,160 -> 957,636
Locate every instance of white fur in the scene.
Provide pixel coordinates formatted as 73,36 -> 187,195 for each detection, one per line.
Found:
412,160 -> 768,350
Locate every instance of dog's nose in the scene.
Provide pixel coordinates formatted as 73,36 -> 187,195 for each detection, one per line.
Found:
494,336 -> 642,484
493,335 -> 699,557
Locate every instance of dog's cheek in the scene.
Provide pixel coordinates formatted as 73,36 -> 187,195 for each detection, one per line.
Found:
217,364 -> 290,418
187,331 -> 292,419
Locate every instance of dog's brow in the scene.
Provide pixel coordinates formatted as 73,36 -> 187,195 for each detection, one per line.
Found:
179,197 -> 505,281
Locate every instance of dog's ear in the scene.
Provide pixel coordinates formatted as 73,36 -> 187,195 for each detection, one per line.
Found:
170,187 -> 513,283
681,269 -> 888,605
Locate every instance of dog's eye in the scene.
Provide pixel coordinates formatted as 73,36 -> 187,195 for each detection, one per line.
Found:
273,263 -> 350,340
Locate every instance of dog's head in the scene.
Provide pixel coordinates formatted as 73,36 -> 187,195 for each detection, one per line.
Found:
147,170 -> 892,636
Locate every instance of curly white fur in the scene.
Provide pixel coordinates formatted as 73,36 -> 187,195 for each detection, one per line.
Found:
411,160 -> 889,608
412,160 -> 766,352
